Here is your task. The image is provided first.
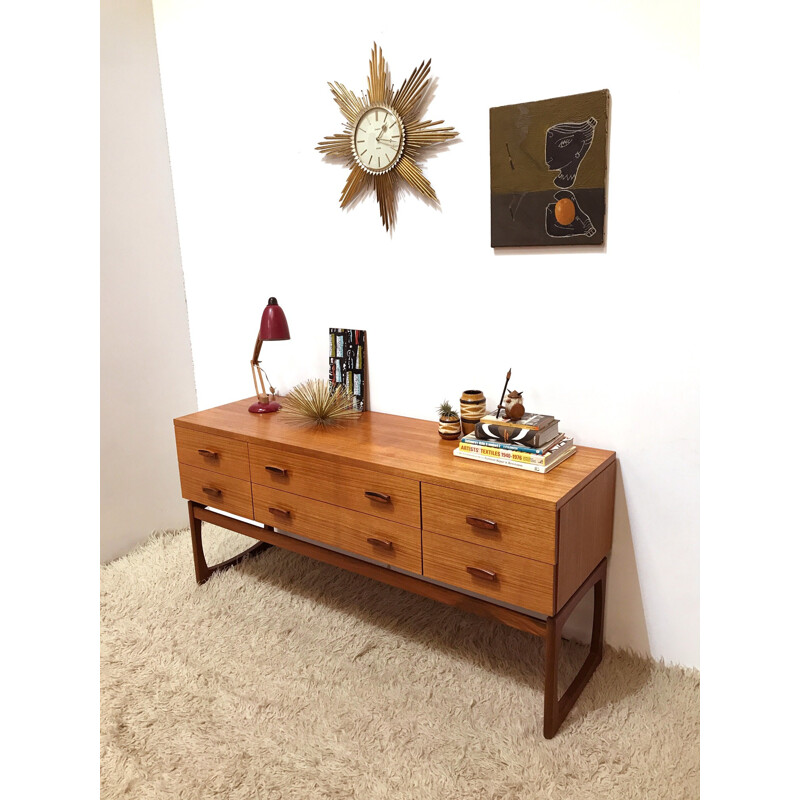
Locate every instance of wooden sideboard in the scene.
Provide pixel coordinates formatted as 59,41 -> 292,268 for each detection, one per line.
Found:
174,398 -> 616,737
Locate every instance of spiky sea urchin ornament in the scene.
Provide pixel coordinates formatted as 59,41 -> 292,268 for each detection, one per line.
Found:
280,378 -> 361,427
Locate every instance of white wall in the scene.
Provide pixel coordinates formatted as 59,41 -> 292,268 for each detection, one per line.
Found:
152,0 -> 700,667
101,0 -> 197,563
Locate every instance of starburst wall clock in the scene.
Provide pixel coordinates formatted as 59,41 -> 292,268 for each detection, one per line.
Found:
317,44 -> 459,233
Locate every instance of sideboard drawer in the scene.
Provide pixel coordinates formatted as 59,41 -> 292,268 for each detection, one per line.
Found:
175,427 -> 250,480
179,464 -> 254,518
421,484 -> 557,564
422,530 -> 554,615
249,443 -> 420,527
253,484 -> 422,574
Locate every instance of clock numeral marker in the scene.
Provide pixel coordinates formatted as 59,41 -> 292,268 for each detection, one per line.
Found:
369,155 -> 373,165
357,139 -> 365,143
390,121 -> 397,129
361,150 -> 367,157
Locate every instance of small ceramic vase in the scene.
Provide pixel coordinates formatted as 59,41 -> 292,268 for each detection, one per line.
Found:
459,389 -> 486,435
438,415 -> 462,440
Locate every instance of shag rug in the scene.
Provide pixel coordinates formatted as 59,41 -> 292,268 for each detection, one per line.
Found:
101,526 -> 699,799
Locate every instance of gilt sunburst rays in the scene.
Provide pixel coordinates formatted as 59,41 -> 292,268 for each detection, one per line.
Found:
316,44 -> 458,232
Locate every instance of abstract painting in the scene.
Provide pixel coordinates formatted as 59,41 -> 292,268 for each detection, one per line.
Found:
329,328 -> 367,411
490,89 -> 609,247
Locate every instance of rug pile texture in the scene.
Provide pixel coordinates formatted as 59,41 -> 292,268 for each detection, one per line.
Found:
101,526 -> 699,799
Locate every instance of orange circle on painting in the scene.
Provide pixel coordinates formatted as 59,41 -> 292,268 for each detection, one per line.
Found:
554,198 -> 576,225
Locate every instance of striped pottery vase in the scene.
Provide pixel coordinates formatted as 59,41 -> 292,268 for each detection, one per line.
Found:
459,390 -> 486,435
438,415 -> 462,440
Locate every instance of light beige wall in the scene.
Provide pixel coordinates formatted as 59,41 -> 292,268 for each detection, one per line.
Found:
100,0 -> 196,563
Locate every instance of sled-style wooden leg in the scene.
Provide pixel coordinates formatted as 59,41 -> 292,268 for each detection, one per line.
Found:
188,501 -> 273,584
543,557 -> 607,738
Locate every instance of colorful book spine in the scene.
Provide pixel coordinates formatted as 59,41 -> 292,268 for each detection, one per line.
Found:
453,446 -> 576,473
460,434 -> 571,456
457,439 -> 571,465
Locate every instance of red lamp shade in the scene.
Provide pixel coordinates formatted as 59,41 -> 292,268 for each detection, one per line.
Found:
259,297 -> 290,341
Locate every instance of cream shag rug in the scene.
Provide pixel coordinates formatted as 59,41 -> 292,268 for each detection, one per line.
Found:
101,526 -> 699,799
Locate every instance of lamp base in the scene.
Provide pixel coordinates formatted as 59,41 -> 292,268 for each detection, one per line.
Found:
248,400 -> 281,414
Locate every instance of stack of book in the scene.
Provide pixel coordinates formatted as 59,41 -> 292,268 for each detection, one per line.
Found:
453,411 -> 576,473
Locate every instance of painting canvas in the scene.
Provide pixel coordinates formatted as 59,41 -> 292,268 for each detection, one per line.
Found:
329,328 -> 367,411
490,89 -> 609,247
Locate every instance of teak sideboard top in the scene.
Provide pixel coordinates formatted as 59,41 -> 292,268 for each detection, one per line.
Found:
174,397 -> 615,513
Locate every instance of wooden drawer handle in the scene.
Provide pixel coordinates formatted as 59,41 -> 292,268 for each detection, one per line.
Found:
268,507 -> 291,518
197,449 -> 218,459
264,466 -> 288,477
366,537 -> 394,551
466,566 -> 497,582
202,487 -> 222,498
466,516 -> 498,531
365,491 -> 391,504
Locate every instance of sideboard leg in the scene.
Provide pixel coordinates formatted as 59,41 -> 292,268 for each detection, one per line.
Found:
188,501 -> 272,585
543,557 -> 607,738
188,501 -> 211,583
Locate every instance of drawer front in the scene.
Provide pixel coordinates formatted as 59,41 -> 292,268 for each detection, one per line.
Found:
421,483 -> 557,564
253,484 -> 422,575
249,443 -> 420,528
175,427 -> 250,480
179,464 -> 254,519
422,530 -> 554,615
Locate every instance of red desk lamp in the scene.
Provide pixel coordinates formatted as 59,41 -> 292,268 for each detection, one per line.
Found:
249,297 -> 290,413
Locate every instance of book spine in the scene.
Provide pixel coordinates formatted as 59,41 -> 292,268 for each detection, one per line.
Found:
462,435 -> 570,456
457,441 -> 552,464
473,422 -> 555,447
478,415 -> 554,431
480,419 -> 544,431
453,448 -> 551,473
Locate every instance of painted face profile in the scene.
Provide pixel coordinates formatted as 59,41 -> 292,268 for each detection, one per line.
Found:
545,117 -> 597,188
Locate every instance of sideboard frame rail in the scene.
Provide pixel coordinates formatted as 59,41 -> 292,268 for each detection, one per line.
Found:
188,500 -> 607,738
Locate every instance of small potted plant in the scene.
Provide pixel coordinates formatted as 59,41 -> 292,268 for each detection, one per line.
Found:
437,400 -> 461,440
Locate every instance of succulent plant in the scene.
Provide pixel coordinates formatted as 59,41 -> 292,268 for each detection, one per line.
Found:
437,400 -> 458,420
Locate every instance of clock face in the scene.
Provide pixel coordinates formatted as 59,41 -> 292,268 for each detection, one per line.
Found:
352,106 -> 405,174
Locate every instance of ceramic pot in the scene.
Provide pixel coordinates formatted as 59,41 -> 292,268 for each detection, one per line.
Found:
438,416 -> 461,440
459,389 -> 486,435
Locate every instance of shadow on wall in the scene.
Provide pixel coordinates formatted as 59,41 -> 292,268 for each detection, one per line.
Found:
562,461 -> 651,658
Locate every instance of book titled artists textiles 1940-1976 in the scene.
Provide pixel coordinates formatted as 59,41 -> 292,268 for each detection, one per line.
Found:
454,443 -> 577,473
459,432 -> 573,458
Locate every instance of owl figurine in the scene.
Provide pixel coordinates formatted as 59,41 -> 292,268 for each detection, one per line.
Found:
503,390 -> 525,420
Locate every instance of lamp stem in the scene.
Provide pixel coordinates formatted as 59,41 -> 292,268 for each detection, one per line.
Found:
255,363 -> 276,401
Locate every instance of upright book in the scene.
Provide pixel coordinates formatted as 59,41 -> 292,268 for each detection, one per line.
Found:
329,328 -> 367,411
